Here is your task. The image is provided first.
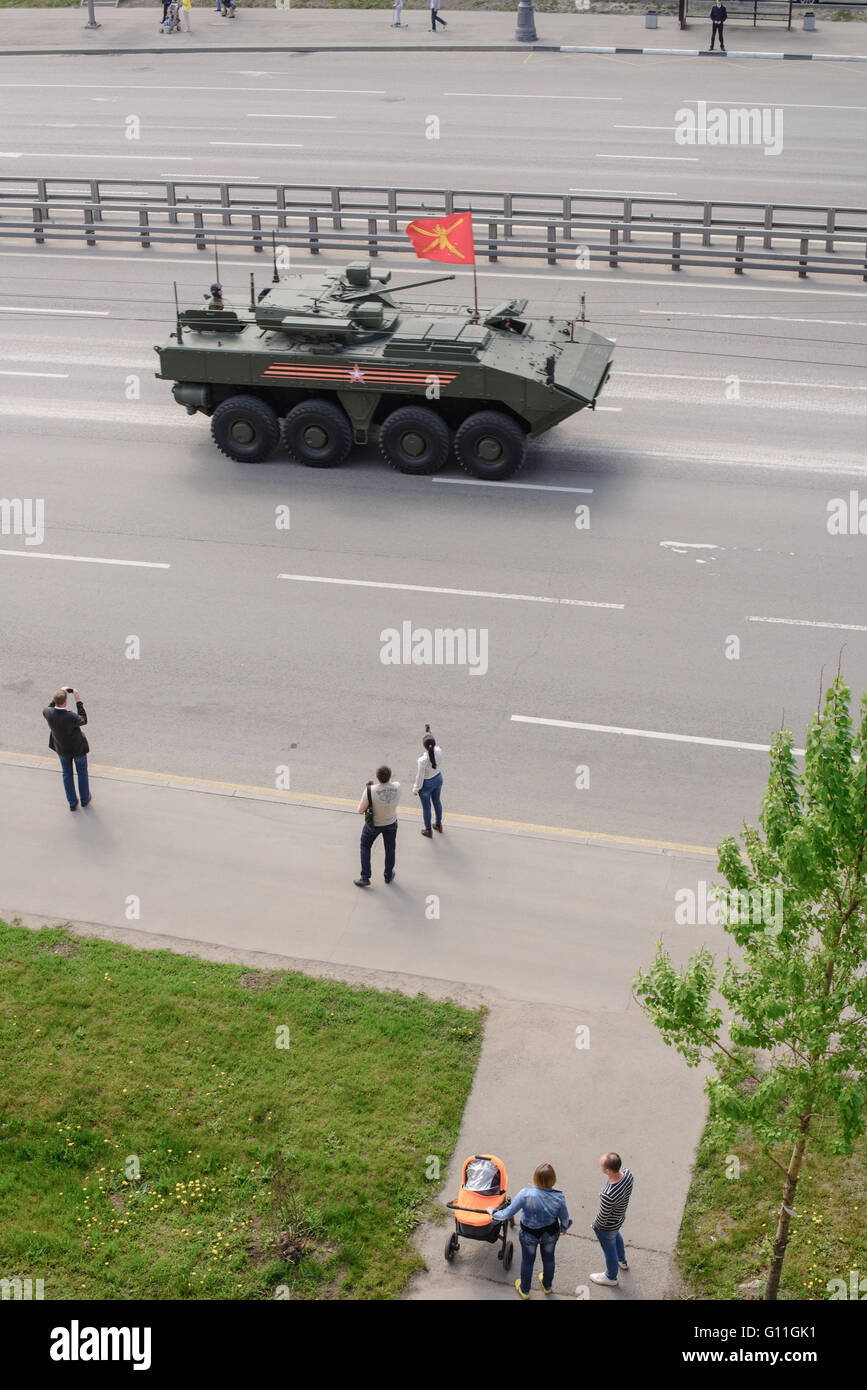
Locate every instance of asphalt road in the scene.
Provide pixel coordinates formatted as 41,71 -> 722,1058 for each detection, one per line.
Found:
2,241 -> 865,847
0,46 -> 866,201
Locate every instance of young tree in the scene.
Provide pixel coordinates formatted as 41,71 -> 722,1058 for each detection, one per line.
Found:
634,677 -> 867,1300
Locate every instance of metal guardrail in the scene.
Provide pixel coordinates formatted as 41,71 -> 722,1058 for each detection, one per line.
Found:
1,179 -> 866,281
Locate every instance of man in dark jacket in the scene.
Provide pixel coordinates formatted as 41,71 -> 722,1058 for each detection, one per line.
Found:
710,2 -> 727,51
43,687 -> 91,810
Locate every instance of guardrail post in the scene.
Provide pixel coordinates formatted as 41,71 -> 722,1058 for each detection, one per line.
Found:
166,182 -> 178,226
735,232 -> 744,274
193,209 -> 206,251
331,187 -> 342,232
32,204 -> 45,245
36,177 -> 49,220
798,236 -> 809,279
487,221 -> 498,263
863,241 -> 867,284
503,192 -> 512,240
562,194 -> 571,244
90,180 -> 102,223
547,223 -> 557,266
623,197 -> 632,246
444,190 -> 455,216
220,183 -> 232,229
387,188 -> 398,234
276,186 -> 287,232
251,212 -> 263,253
609,226 -> 619,269
763,205 -> 774,252
672,229 -> 681,271
84,203 -> 96,248
825,208 -> 836,256
138,208 -> 150,249
702,202 -> 712,248
368,217 -> 378,256
309,213 -> 319,255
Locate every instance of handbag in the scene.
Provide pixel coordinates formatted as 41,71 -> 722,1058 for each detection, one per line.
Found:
364,784 -> 376,831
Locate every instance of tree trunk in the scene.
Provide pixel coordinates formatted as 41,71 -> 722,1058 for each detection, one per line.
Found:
764,1120 -> 810,1301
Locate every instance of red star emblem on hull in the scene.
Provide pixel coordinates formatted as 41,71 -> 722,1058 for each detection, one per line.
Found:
348,364 -> 366,383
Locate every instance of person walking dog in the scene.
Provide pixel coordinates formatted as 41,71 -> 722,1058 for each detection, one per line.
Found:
354,765 -> 400,887
590,1151 -> 634,1287
709,2 -> 727,51
43,686 -> 91,811
488,1163 -> 572,1298
430,0 -> 447,31
412,725 -> 443,838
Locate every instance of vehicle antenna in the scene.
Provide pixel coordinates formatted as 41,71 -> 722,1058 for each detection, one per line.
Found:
173,281 -> 183,344
580,294 -> 586,323
272,231 -> 279,284
214,239 -> 220,288
249,271 -> 256,312
469,204 -> 479,323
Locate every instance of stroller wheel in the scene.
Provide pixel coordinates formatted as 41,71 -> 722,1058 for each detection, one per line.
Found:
444,1233 -> 459,1263
504,1241 -> 514,1271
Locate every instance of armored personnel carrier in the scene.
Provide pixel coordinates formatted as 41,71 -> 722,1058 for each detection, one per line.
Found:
154,262 -> 614,481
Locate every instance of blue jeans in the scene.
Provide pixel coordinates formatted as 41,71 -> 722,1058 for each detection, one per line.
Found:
59,754 -> 89,808
417,772 -> 443,832
594,1226 -> 625,1279
360,821 -> 397,882
518,1226 -> 558,1294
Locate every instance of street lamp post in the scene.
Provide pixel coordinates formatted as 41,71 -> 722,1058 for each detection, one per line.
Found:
84,0 -> 101,31
515,0 -> 537,41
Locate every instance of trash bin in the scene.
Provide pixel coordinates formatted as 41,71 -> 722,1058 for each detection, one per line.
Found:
803,10 -> 815,29
645,8 -> 658,26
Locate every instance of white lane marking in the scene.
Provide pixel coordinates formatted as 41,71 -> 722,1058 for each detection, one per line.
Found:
0,250 -> 864,302
682,100 -> 867,112
0,153 -> 195,161
245,113 -> 337,119
619,370 -> 867,391
444,91 -> 622,101
157,173 -> 261,181
595,406 -> 622,412
512,714 -> 805,756
747,615 -> 867,633
639,310 -> 867,327
0,369 -> 69,378
660,541 -> 719,550
210,142 -> 303,148
0,83 -> 386,95
614,125 -> 678,131
0,550 -> 170,569
431,478 -> 594,494
0,306 -> 109,317
0,152 -> 22,158
596,154 -> 700,161
568,187 -> 679,196
278,573 -> 623,608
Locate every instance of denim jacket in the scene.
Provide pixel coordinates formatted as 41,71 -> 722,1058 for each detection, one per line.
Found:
491,1185 -> 572,1232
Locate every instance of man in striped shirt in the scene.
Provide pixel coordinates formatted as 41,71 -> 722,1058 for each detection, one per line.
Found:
590,1152 -> 634,1287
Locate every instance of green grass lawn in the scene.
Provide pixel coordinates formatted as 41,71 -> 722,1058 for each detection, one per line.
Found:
676,1121 -> 866,1300
0,919 -> 483,1300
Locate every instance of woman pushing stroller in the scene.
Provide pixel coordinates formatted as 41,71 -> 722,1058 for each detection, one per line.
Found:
489,1162 -> 572,1298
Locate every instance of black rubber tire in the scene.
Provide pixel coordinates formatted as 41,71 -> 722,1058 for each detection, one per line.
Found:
445,1233 -> 459,1263
283,398 -> 353,468
211,395 -> 279,464
379,405 -> 450,476
504,1241 -> 514,1272
454,410 -> 527,481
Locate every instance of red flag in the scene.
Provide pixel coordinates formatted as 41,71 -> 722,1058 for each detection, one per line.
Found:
405,211 -> 475,265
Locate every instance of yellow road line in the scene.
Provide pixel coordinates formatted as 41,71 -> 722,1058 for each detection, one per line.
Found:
0,751 -> 717,856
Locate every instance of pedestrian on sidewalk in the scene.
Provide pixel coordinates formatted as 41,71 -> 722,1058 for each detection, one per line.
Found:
431,0 -> 447,32
590,1151 -> 634,1287
392,0 -> 404,25
354,765 -> 400,887
180,0 -> 193,32
488,1163 -> 572,1298
43,686 -> 91,812
412,725 -> 444,838
709,2 -> 727,52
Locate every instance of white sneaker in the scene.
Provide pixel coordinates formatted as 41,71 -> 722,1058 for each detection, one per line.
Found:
590,1272 -> 618,1286
619,1260 -> 629,1270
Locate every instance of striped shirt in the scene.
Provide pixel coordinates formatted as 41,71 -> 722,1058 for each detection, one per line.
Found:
593,1169 -> 633,1231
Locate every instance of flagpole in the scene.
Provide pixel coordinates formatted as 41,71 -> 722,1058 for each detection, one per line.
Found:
469,206 -> 479,323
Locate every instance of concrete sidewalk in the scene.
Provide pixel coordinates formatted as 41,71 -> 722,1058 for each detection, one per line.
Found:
0,5 -> 864,60
0,751 -> 725,1299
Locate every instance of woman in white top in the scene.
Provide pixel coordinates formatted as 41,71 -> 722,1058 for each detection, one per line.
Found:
413,730 -> 444,837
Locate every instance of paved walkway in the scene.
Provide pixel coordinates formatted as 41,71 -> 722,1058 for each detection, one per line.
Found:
0,5 -> 864,60
0,751 -> 725,1299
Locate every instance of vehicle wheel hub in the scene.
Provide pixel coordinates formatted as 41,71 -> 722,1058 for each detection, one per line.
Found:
476,436 -> 503,462
401,430 -> 427,458
231,420 -> 255,445
303,424 -> 328,450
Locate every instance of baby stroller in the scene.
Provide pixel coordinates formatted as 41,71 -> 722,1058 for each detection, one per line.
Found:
445,1153 -> 514,1270
161,1 -> 181,33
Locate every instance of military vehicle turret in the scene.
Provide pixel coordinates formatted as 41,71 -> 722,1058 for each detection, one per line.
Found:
154,261 -> 614,481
